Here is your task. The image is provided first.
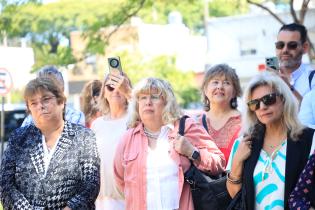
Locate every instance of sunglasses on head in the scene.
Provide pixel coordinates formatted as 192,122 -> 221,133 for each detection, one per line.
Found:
275,41 -> 300,50
105,85 -> 115,92
247,93 -> 281,111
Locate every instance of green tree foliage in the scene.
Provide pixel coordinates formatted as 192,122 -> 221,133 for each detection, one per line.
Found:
117,51 -> 201,108
208,0 -> 248,17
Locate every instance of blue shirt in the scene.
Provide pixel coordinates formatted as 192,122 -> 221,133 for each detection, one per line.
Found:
299,89 -> 315,128
21,106 -> 85,127
290,63 -> 315,96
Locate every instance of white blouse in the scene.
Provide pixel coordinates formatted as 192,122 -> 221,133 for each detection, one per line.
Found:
42,135 -> 60,177
146,124 -> 179,210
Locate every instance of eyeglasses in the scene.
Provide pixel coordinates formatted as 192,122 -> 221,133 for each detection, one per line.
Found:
138,94 -> 162,103
275,41 -> 300,50
247,93 -> 280,111
106,85 -> 114,92
29,95 -> 56,110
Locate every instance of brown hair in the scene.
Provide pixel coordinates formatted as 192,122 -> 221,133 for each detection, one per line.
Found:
201,64 -> 242,111
24,77 -> 66,118
80,79 -> 102,123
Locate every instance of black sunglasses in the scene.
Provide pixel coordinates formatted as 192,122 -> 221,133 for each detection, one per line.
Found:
247,93 -> 281,111
275,41 -> 300,50
105,85 -> 115,92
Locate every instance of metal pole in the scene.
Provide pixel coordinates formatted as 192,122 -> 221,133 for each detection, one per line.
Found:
1,96 -> 5,158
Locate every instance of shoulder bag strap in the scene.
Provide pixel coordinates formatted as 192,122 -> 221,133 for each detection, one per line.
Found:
202,114 -> 209,133
309,70 -> 315,90
179,115 -> 189,136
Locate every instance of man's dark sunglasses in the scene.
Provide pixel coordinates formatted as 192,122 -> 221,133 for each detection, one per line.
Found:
247,93 -> 281,111
275,41 -> 300,50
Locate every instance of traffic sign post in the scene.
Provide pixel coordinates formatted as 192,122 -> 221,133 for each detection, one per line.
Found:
0,68 -> 13,96
0,68 -> 13,158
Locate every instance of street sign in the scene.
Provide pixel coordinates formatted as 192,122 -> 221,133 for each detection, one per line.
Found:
0,68 -> 13,96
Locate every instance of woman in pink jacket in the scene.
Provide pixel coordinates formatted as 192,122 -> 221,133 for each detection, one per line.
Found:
113,77 -> 226,210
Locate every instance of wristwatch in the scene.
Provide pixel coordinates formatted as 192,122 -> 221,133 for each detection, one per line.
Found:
190,149 -> 200,160
290,85 -> 295,92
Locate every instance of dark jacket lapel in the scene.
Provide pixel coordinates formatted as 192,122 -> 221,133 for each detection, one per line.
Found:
244,128 -> 264,210
26,126 -> 46,176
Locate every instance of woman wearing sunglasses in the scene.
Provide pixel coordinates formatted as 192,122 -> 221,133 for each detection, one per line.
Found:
226,71 -> 315,209
91,72 -> 132,210
113,77 -> 225,210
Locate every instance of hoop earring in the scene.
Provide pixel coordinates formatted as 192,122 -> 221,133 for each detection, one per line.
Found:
230,97 -> 238,109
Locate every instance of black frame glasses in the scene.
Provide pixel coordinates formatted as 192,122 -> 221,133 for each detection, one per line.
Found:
275,41 -> 301,50
247,93 -> 280,111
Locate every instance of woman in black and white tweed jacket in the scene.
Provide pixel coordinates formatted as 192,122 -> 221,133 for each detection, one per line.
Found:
0,77 -> 100,210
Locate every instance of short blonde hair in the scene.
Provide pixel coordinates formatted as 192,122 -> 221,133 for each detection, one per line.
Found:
128,77 -> 183,128
242,71 -> 304,140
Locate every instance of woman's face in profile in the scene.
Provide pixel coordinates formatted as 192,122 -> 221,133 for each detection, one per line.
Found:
138,89 -> 165,124
28,90 -> 64,128
205,75 -> 235,106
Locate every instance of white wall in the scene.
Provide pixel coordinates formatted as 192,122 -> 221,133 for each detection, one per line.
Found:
206,9 -> 315,79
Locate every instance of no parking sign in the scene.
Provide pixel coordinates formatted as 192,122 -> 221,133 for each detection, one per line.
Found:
0,68 -> 13,96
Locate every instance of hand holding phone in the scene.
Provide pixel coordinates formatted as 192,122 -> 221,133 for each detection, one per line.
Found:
265,57 -> 279,71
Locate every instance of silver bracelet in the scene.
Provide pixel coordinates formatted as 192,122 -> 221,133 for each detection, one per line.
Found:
227,171 -> 242,185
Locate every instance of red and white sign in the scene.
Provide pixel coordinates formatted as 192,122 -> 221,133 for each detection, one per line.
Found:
0,68 -> 13,96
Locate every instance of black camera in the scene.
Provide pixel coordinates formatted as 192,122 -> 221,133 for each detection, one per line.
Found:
108,56 -> 122,75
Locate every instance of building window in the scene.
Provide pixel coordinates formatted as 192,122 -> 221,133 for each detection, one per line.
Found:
239,38 -> 257,56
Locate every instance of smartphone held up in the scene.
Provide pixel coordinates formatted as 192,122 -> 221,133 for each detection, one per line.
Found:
106,56 -> 123,91
265,57 -> 279,71
108,56 -> 122,76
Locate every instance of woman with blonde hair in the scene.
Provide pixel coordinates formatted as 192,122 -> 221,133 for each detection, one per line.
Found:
114,77 -> 225,210
91,72 -> 131,210
226,71 -> 315,209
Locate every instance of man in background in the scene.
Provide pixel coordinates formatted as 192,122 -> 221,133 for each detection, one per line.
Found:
275,23 -> 315,102
21,65 -> 85,126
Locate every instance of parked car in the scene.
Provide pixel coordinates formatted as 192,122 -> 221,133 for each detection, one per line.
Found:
0,104 -> 27,142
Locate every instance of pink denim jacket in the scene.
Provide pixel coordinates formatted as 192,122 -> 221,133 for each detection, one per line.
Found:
113,118 -> 226,210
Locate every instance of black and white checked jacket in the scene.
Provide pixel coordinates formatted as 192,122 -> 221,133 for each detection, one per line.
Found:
0,121 -> 100,210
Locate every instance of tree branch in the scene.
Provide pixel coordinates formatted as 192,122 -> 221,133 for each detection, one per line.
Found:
246,0 -> 285,24
104,0 -> 146,42
299,0 -> 310,23
289,0 -> 299,23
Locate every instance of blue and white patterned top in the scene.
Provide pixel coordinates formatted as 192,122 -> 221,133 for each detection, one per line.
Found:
253,141 -> 287,210
227,135 -> 315,210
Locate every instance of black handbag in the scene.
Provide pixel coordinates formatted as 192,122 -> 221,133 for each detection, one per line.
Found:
179,116 -> 231,210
